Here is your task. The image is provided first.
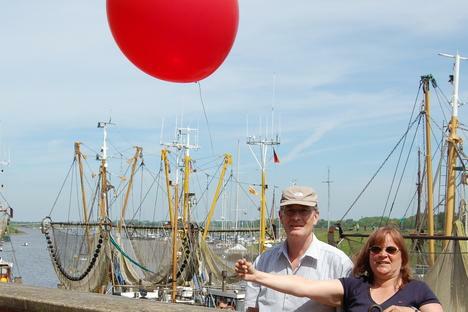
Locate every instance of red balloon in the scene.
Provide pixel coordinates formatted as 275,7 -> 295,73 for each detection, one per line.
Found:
106,0 -> 239,83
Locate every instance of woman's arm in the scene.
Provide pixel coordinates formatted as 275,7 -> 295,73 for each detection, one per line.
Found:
381,303 -> 443,312
235,259 -> 344,307
419,303 -> 443,312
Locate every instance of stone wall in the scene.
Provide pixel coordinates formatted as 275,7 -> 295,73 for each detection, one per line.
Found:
0,283 -> 217,312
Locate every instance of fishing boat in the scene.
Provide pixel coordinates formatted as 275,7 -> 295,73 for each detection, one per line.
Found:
41,122 -> 264,310
0,205 -> 12,243
0,205 -> 13,284
335,53 -> 468,311
421,53 -> 468,311
0,161 -> 21,284
41,121 -> 115,293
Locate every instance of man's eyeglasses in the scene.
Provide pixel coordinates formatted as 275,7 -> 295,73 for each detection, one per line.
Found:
281,207 -> 315,217
369,245 -> 399,255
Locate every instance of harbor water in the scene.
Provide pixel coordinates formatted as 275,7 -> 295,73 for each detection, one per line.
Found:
2,226 -> 58,288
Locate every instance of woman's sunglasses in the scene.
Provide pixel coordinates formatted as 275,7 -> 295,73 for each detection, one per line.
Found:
369,245 -> 400,255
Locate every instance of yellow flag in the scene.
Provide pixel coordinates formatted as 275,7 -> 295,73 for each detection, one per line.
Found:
248,185 -> 258,196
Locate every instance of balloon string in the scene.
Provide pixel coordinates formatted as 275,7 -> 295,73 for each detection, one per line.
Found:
197,81 -> 215,155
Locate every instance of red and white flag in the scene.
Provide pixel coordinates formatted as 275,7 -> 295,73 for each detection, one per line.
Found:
273,148 -> 280,164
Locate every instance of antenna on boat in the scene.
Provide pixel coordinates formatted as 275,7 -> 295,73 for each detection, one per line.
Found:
439,52 -> 467,247
439,53 -> 468,118
0,150 -> 10,167
160,118 -> 165,145
235,140 -> 241,233
162,126 -> 199,223
0,123 -> 10,167
96,119 -> 115,219
322,167 -> 333,229
270,74 -> 276,140
97,119 -> 115,166
247,115 -> 280,253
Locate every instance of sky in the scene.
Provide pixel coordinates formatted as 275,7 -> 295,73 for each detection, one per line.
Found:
1,1 -> 468,223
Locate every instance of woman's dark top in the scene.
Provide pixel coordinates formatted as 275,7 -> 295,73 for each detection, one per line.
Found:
339,276 -> 440,311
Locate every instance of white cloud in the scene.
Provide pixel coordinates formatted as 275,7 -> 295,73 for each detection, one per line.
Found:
282,120 -> 339,163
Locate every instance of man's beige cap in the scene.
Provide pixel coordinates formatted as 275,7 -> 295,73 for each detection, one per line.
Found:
280,185 -> 318,208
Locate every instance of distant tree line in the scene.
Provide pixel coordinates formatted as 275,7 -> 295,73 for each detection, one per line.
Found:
11,211 -> 448,232
314,212 -> 447,231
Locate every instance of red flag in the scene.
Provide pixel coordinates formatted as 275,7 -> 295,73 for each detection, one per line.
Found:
273,148 -> 280,164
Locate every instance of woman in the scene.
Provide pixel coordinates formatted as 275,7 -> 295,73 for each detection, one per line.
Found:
236,226 -> 443,312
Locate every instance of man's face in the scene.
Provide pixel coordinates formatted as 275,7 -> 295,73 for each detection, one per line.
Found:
279,204 -> 319,238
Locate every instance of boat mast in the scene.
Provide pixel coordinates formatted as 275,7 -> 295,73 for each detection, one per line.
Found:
97,120 -> 113,294
247,132 -> 280,253
172,183 -> 179,302
202,153 -> 232,240
235,140 -> 241,233
421,75 -> 436,265
118,146 -> 143,234
440,53 -> 467,248
183,143 -> 191,226
161,149 -> 175,226
416,148 -> 422,230
74,141 -> 94,252
163,127 -> 199,226
75,142 -> 89,223
161,127 -> 198,301
97,121 -> 113,220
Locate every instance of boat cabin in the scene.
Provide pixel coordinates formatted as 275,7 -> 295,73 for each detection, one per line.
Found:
0,261 -> 12,283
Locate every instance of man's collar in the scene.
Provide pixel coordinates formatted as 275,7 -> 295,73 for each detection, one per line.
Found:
280,233 -> 320,261
304,233 -> 320,260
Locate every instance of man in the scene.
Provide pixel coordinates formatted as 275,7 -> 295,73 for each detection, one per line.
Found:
244,185 -> 353,312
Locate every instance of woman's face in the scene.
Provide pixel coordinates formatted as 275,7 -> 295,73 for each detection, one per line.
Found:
368,234 -> 402,281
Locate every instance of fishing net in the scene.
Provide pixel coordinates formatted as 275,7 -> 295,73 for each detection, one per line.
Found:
112,226 -> 194,287
0,211 -> 9,240
111,225 -> 256,289
43,217 -> 256,295
425,220 -> 468,311
42,220 -> 111,292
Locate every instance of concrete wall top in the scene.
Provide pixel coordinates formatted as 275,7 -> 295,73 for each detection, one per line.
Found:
0,283 -> 218,312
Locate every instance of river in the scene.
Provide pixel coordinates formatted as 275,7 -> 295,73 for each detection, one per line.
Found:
2,226 -> 58,288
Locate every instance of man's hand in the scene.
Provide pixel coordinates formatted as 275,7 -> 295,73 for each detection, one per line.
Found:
235,259 -> 256,282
